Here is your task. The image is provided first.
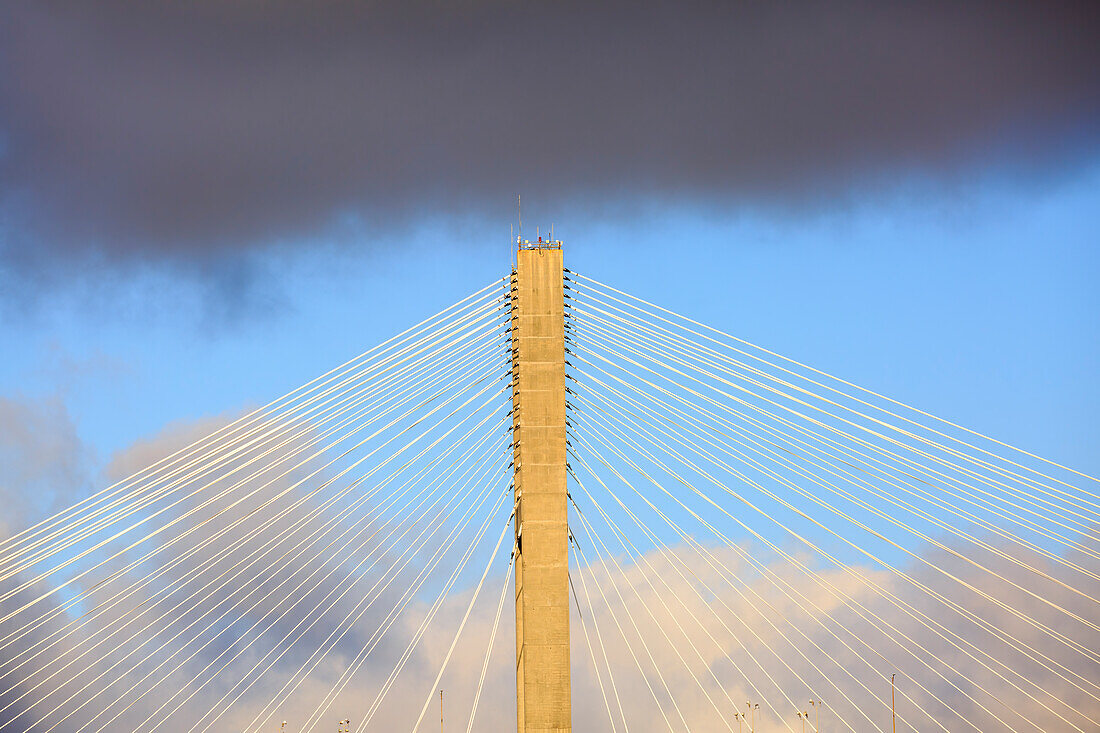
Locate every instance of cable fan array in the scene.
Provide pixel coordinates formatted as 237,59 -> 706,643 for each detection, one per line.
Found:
562,272 -> 1099,733
0,280 -> 517,733
0,267 -> 1096,733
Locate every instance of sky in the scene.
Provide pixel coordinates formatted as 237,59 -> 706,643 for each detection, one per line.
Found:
0,1 -> 1098,730
2,167 -> 1097,491
0,1 -> 1096,483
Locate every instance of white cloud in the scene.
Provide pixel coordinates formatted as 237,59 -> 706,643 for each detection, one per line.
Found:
0,395 -> 90,538
0,400 -> 1097,732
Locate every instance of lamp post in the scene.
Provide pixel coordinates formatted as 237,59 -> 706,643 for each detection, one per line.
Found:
752,703 -> 759,732
810,699 -> 821,732
798,711 -> 806,733
891,675 -> 897,733
734,712 -> 743,733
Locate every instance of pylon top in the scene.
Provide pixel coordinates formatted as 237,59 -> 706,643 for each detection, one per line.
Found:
515,235 -> 562,251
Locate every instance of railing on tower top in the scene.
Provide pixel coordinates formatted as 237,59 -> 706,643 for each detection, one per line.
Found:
516,236 -> 563,251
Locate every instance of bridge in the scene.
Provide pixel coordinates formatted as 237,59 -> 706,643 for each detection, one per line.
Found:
0,242 -> 1096,731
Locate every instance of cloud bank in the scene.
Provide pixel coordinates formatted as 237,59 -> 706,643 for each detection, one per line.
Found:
1,0 -> 1098,270
0,398 -> 1097,731
0,396 -> 90,537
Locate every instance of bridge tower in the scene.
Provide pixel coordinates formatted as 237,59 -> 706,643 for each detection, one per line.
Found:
510,238 -> 571,733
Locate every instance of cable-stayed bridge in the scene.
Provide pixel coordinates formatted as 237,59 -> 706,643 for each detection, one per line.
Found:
0,243 -> 1096,732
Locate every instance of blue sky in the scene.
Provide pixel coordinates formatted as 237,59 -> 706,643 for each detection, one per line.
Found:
1,156 -> 1097,493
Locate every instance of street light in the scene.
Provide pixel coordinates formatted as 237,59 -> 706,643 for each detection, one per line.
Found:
810,699 -> 822,732
797,711 -> 806,733
734,711 -> 743,733
891,675 -> 897,733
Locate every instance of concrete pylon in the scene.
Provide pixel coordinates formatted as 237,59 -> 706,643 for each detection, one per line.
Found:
511,241 -> 571,733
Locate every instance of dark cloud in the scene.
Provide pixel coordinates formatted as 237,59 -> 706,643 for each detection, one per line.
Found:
0,0 -> 1098,266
